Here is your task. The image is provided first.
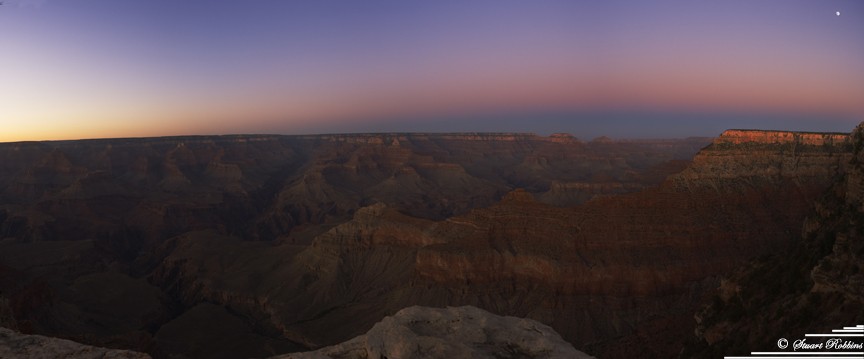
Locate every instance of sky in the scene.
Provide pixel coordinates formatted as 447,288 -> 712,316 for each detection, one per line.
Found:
0,0 -> 862,142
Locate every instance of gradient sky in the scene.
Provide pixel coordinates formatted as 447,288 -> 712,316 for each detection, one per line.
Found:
1,0 -> 862,141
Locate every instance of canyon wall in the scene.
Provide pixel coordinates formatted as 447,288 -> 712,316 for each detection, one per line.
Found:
684,125 -> 864,357
0,133 -> 706,358
147,129 -> 851,358
673,129 -> 851,187
711,129 -> 849,146
0,128 -> 855,358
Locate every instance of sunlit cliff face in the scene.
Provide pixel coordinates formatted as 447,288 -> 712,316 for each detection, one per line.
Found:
713,130 -> 851,146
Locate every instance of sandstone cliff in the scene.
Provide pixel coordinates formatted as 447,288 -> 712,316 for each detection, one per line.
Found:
710,129 -> 849,146
274,306 -> 593,359
672,129 -> 851,189
683,124 -> 864,358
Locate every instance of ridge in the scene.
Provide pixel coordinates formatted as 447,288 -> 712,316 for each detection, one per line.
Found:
714,129 -> 850,146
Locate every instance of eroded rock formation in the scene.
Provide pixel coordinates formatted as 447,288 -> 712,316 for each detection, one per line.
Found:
147,130 -> 852,358
0,133 -> 707,357
275,306 -> 593,359
0,128 -> 856,359
684,125 -> 864,358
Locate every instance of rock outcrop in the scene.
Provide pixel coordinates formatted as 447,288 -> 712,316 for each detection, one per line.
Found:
711,129 -> 849,146
274,306 -> 592,359
0,327 -> 151,359
672,129 -> 851,188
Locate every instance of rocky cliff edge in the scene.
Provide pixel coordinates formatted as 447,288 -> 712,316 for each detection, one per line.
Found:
712,129 -> 849,146
684,123 -> 864,357
274,306 -> 593,359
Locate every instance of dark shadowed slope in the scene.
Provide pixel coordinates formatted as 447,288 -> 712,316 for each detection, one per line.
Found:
102,130 -> 849,358
0,133 -> 706,358
683,125 -> 864,358
0,129 -> 856,358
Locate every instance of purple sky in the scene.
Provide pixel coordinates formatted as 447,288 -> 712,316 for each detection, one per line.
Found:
1,0 -> 862,141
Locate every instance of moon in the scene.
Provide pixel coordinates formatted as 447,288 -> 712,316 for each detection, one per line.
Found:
836,11 -> 841,16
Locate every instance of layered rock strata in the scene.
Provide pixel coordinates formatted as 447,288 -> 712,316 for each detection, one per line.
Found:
151,129 -> 852,358
684,124 -> 864,358
0,133 -> 706,357
0,129 -> 854,358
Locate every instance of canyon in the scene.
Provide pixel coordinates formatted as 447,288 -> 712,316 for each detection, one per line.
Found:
0,128 -> 858,358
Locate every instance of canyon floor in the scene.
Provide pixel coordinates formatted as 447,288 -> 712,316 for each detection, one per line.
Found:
0,128 -> 861,358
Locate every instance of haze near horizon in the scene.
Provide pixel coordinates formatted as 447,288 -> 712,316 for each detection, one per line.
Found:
1,0 -> 862,142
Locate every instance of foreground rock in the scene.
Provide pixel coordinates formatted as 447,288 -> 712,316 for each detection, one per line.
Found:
275,306 -> 592,359
0,327 -> 151,359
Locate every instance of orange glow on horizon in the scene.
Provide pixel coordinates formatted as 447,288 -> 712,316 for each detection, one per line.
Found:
1,1 -> 862,141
